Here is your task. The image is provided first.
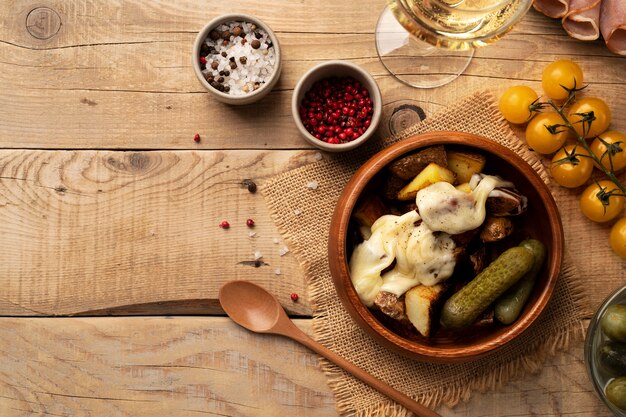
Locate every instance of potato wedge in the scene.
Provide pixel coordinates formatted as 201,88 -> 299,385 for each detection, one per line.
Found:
447,150 -> 487,184
396,163 -> 456,201
405,284 -> 446,337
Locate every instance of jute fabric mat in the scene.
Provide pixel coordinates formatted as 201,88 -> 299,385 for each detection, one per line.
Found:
261,91 -> 589,416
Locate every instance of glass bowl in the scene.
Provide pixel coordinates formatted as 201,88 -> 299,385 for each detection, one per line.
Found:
585,284 -> 626,416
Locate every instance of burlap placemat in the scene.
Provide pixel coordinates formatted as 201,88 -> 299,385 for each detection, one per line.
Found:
261,91 -> 589,416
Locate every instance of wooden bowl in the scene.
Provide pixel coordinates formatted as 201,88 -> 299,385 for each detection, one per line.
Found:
328,131 -> 564,363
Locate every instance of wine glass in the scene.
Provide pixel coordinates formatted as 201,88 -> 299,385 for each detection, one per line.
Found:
376,0 -> 534,88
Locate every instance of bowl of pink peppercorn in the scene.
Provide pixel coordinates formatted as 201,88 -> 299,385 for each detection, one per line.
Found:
292,60 -> 382,152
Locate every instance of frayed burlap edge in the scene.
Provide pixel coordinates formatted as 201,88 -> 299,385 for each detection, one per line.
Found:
319,260 -> 588,417
261,90 -> 590,416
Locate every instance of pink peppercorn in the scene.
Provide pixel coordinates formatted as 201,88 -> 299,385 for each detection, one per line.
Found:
219,220 -> 230,229
246,218 -> 255,227
290,293 -> 299,302
298,76 -> 373,145
193,133 -> 201,143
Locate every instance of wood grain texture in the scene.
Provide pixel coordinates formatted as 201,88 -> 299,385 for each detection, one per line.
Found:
0,149 -> 324,316
0,317 -> 610,417
0,148 -> 623,317
0,1 -> 624,149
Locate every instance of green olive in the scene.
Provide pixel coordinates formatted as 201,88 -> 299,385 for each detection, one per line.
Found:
606,377 -> 626,410
599,341 -> 626,376
601,304 -> 626,342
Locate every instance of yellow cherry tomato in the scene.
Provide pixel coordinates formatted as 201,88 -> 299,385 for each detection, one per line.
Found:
525,112 -> 568,154
568,97 -> 612,139
590,130 -> 626,172
550,145 -> 593,188
610,217 -> 626,259
579,180 -> 625,223
542,60 -> 584,100
499,86 -> 539,124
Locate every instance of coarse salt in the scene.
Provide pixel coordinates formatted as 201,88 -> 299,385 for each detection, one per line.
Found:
274,268 -> 281,275
249,231 -> 257,238
199,21 -> 276,96
254,250 -> 263,260
273,238 -> 280,244
293,208 -> 301,216
279,246 -> 289,256
306,181 -> 318,190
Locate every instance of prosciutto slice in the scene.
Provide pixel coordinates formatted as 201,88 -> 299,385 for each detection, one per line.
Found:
533,0 -> 569,18
562,0 -> 602,41
600,0 -> 626,55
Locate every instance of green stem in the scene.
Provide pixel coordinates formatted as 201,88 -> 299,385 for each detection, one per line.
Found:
546,99 -> 626,195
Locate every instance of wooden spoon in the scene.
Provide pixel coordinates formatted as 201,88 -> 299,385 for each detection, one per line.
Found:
218,280 -> 442,417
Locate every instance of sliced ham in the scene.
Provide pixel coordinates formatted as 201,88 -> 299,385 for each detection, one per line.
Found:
562,0 -> 602,41
600,0 -> 626,55
533,0 -> 569,18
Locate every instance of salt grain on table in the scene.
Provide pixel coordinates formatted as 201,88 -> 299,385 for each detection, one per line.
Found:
306,181 -> 318,190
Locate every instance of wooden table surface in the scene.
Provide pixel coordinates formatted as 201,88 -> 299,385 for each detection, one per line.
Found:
1,1 -> 625,416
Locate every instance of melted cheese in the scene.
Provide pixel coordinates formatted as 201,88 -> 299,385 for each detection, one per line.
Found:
349,210 -> 456,306
416,175 -> 510,235
349,174 -> 512,306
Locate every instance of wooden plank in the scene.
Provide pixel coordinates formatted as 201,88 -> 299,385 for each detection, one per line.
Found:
0,317 -> 610,417
0,149 -> 322,316
0,149 -> 623,317
0,317 -> 338,417
1,2 -> 624,149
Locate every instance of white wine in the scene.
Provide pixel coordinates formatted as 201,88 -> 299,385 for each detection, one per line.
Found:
389,0 -> 532,50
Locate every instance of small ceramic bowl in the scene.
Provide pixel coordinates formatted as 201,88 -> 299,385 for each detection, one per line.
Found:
328,131 -> 564,362
192,13 -> 282,105
292,60 -> 382,152
585,284 -> 626,416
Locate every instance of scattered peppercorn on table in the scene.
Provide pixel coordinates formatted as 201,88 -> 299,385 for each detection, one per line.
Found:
1,1 -> 625,416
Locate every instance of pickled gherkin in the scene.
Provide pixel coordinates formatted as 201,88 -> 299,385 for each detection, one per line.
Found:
441,246 -> 534,330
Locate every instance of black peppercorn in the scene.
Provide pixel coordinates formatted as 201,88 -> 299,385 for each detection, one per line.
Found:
200,43 -> 210,54
210,30 -> 220,40
221,30 -> 230,39
239,56 -> 247,64
255,32 -> 262,39
230,62 -> 237,70
224,86 -> 230,93
224,70 -> 230,76
221,51 -> 227,57
219,70 -> 225,76
251,39 -> 261,49
217,77 -> 224,83
211,61 -> 218,70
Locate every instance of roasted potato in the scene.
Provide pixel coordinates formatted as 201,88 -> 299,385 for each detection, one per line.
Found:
396,163 -> 456,201
353,195 -> 389,229
374,291 -> 407,321
388,145 -> 448,180
447,150 -> 487,184
405,284 -> 446,337
480,216 -> 514,242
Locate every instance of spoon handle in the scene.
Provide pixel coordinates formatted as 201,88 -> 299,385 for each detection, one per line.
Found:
286,327 -> 443,417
